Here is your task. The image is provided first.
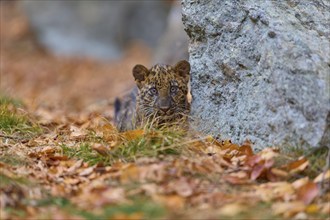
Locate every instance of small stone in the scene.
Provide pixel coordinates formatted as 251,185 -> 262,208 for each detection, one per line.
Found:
268,31 -> 276,38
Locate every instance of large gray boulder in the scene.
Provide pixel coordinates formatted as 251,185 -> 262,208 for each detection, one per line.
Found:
182,0 -> 330,149
21,1 -> 170,59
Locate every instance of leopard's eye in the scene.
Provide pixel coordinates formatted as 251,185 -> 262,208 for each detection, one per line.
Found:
149,87 -> 158,95
170,86 -> 178,94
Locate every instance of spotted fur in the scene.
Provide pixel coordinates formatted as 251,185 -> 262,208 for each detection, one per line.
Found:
115,60 -> 190,131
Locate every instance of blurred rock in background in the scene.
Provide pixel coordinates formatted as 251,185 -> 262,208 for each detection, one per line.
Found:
21,0 -> 172,60
153,1 -> 189,65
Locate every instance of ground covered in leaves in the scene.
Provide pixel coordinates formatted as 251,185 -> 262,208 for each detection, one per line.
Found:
1,97 -> 329,220
1,2 -> 330,219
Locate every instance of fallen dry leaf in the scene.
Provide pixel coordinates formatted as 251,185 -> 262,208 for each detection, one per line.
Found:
112,212 -> 143,220
172,178 -> 193,197
153,194 -> 185,210
270,168 -> 289,178
218,203 -> 247,217
314,170 -> 330,183
296,181 -> 319,205
292,177 -> 309,189
319,202 -> 330,214
121,129 -> 144,141
292,212 -> 308,219
305,204 -> 319,214
92,143 -> 111,156
70,125 -> 87,140
94,124 -> 119,144
79,166 -> 95,176
272,201 -> 306,217
41,146 -> 55,155
238,141 -> 254,156
255,182 -> 295,202
285,157 -> 309,174
251,163 -> 266,180
67,159 -> 84,174
120,164 -> 140,184
100,188 -> 126,205
259,148 -> 279,160
223,171 -> 250,185
63,178 -> 80,185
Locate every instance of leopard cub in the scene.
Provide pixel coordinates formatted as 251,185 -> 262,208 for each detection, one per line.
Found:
115,60 -> 190,131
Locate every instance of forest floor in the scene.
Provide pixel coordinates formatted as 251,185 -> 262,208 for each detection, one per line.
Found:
1,2 -> 329,220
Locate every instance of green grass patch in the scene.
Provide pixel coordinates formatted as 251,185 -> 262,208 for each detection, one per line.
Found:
0,173 -> 31,188
36,197 -> 71,207
0,96 -> 42,137
35,197 -> 96,219
0,95 -> 23,107
3,207 -> 27,219
36,196 -> 165,220
114,129 -> 183,162
0,151 -> 28,166
101,198 -> 166,219
60,143 -> 109,165
86,129 -> 107,143
61,128 -> 185,165
301,146 -> 328,178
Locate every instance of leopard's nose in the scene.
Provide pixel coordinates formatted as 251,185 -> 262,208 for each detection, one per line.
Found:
158,97 -> 171,113
159,106 -> 170,113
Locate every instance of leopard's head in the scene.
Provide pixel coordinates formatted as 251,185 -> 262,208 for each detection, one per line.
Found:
133,60 -> 190,125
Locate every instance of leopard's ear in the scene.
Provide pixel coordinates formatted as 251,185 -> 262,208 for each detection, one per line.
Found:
133,64 -> 149,89
174,60 -> 190,82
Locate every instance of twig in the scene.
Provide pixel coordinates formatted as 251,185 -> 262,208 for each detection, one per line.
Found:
0,133 -> 20,140
0,133 -> 29,143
